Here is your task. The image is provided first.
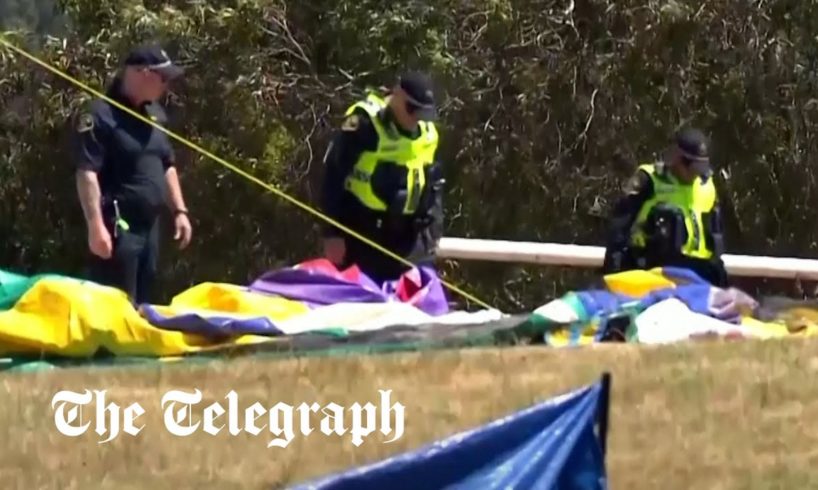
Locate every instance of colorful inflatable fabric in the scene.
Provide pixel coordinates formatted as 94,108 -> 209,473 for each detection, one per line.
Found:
2,262 -> 818,365
0,259 -> 478,360
530,267 -> 818,346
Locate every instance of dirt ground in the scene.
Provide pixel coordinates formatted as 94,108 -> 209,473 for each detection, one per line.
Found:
3,338 -> 818,489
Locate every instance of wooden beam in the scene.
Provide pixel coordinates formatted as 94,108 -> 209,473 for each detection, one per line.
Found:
437,237 -> 818,280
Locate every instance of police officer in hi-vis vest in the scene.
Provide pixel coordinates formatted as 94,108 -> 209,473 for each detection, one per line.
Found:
320,72 -> 444,283
602,128 -> 729,287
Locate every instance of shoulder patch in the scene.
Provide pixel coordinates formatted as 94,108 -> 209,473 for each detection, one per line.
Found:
341,114 -> 360,132
76,113 -> 95,133
623,173 -> 644,195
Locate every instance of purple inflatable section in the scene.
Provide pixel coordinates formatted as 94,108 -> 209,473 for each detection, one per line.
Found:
249,259 -> 450,316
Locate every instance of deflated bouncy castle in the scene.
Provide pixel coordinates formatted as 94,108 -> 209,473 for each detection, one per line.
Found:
1,260 -> 817,371
4,259 -> 818,488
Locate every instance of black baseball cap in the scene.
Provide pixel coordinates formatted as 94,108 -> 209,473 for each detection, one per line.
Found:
675,127 -> 710,175
124,44 -> 184,81
398,72 -> 436,121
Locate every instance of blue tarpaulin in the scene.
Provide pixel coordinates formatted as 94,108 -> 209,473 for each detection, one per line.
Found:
290,374 -> 611,490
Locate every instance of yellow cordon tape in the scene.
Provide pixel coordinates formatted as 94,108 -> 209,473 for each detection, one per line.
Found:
0,36 -> 495,310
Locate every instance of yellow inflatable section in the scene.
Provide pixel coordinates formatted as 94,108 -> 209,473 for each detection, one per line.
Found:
0,278 -> 306,357
603,268 -> 677,297
740,312 -> 818,338
152,282 -> 309,319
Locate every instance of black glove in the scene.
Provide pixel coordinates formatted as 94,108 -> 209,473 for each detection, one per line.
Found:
387,190 -> 408,217
415,223 -> 439,259
709,257 -> 730,288
603,247 -> 627,274
413,212 -> 434,230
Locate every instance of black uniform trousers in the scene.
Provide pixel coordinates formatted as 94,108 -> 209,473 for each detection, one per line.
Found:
87,216 -> 159,305
337,209 -> 436,285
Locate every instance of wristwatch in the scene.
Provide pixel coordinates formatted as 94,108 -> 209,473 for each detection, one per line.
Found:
173,208 -> 189,216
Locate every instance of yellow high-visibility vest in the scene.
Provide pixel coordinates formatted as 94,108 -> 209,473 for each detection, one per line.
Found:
630,162 -> 717,259
343,93 -> 439,214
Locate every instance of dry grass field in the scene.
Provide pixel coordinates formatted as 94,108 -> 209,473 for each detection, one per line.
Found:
2,337 -> 818,489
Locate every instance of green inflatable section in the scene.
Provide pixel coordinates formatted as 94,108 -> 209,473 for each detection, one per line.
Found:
0,269 -> 73,310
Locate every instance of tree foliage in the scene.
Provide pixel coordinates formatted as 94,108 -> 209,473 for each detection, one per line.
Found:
2,0 -> 818,311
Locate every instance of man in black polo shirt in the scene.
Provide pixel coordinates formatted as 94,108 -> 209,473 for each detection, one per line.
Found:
72,44 -> 192,304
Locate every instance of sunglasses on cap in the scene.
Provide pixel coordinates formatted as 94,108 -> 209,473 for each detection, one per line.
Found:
680,149 -> 708,164
679,155 -> 710,177
405,100 -> 422,113
152,67 -> 175,83
402,98 -> 436,121
135,66 -> 170,84
140,59 -> 183,83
